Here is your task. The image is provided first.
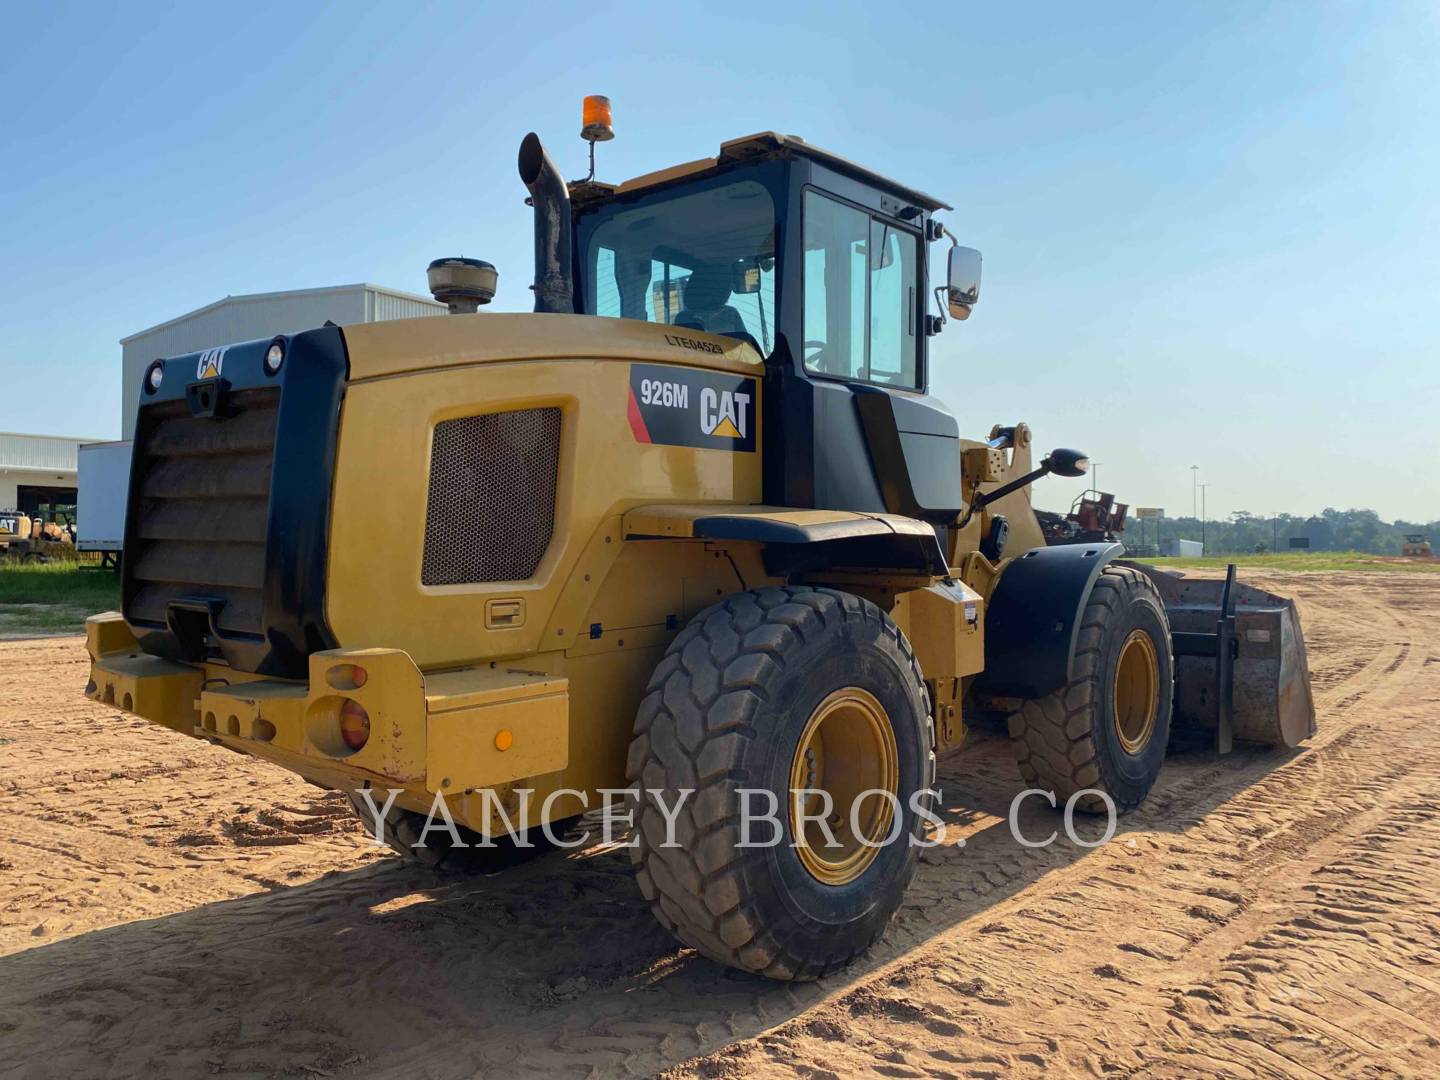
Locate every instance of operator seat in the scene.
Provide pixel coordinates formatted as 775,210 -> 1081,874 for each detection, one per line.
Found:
674,262 -> 748,338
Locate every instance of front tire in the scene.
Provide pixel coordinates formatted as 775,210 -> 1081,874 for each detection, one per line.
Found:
1007,565 -> 1173,814
627,586 -> 934,981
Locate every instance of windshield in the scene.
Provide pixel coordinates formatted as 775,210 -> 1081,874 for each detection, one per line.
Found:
579,177 -> 778,356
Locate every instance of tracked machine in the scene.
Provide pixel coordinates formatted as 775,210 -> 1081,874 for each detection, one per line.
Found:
86,99 -> 1316,980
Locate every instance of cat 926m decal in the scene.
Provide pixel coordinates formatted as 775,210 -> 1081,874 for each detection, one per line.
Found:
627,363 -> 757,452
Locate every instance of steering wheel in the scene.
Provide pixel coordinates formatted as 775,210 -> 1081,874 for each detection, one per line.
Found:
802,339 -> 830,372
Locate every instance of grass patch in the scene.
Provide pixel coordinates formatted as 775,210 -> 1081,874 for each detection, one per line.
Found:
1136,550 -> 1440,574
0,563 -> 120,636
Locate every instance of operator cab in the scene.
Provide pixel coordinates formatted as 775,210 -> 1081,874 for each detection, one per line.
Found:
564,132 -> 983,524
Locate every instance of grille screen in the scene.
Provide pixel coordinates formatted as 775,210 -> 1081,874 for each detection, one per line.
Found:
421,408 -> 562,586
126,388 -> 279,637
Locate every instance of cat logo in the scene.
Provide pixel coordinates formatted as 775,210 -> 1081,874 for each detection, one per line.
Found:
627,363 -> 756,452
196,347 -> 227,380
699,387 -> 750,440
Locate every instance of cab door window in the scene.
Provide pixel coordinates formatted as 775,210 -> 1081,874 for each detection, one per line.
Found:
867,220 -> 917,386
802,191 -> 919,388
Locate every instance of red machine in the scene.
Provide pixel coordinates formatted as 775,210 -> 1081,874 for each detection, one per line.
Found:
1038,489 -> 1130,545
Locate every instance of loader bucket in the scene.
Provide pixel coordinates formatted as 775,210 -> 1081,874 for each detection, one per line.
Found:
1123,562 -> 1316,749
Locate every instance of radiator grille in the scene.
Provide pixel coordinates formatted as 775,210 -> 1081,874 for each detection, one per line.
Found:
422,408 -> 561,586
126,388 -> 278,636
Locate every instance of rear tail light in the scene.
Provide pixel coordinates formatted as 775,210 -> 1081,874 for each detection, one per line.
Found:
340,699 -> 370,750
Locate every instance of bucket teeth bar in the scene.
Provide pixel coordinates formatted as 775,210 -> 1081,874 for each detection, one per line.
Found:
1122,561 -> 1316,751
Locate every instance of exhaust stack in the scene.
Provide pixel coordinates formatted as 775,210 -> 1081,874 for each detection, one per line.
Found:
518,133 -> 574,314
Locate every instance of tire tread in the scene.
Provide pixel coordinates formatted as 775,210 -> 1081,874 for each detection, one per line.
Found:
626,586 -> 934,981
1007,565 -> 1171,814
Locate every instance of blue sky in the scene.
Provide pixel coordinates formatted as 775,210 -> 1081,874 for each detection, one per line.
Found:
1,2 -> 1436,520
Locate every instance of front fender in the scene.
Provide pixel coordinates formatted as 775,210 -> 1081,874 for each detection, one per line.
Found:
972,543 -> 1124,698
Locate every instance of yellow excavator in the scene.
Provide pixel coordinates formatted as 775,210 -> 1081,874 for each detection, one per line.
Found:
85,97 -> 1315,980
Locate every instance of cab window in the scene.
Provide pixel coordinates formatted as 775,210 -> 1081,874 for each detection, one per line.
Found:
802,191 -> 919,387
584,179 -> 777,355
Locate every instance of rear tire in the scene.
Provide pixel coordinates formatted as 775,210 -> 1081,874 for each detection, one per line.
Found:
1007,565 -> 1173,814
627,586 -> 935,981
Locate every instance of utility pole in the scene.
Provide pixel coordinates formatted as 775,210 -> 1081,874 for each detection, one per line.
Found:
1273,512 -> 1280,554
1190,465 -> 1199,535
1199,483 -> 1210,553
1092,462 -> 1103,495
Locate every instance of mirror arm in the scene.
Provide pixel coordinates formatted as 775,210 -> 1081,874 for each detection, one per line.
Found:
931,285 -> 949,328
940,227 -> 959,308
956,447 -> 1079,530
972,462 -> 1053,512
957,459 -> 1052,530
929,224 -> 961,329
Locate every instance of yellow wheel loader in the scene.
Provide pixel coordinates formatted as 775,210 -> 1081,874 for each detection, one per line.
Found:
85,106 -> 1315,980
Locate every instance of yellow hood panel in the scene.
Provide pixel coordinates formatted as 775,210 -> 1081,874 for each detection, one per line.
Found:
342,312 -> 761,382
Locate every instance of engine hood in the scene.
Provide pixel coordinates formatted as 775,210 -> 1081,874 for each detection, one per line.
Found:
342,312 -> 760,383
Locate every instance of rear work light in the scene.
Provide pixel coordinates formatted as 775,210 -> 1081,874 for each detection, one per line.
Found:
340,699 -> 370,751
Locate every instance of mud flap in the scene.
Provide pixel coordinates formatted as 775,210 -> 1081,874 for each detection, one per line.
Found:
1121,561 -> 1316,749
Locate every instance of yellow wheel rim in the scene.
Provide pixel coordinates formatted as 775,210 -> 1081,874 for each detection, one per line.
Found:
788,687 -> 899,886
1113,629 -> 1159,754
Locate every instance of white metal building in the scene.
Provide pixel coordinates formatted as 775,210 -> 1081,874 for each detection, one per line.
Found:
0,432 -> 97,517
119,283 -> 445,438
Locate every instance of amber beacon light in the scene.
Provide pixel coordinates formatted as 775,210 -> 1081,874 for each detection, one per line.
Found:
581,95 -> 615,142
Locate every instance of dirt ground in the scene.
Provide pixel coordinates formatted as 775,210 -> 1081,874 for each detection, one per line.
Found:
2,570 -> 1438,1078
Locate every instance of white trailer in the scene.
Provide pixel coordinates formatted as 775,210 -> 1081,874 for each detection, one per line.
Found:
77,440 -> 132,565
1160,538 -> 1205,558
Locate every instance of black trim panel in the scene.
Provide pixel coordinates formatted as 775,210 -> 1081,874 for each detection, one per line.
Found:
687,511 -> 947,576
123,326 -> 347,677
688,513 -> 923,545
972,543 -> 1124,698
263,327 -> 348,673
852,386 -> 964,521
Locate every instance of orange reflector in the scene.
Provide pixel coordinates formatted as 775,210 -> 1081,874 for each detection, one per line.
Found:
340,699 -> 370,750
494,729 -> 513,752
581,95 -> 614,142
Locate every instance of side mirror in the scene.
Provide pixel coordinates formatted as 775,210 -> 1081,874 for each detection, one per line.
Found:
1043,448 -> 1090,478
947,245 -> 982,320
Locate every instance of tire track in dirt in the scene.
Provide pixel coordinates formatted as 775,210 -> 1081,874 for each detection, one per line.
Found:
670,571 -> 1440,1078
2,572 -> 1437,1079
